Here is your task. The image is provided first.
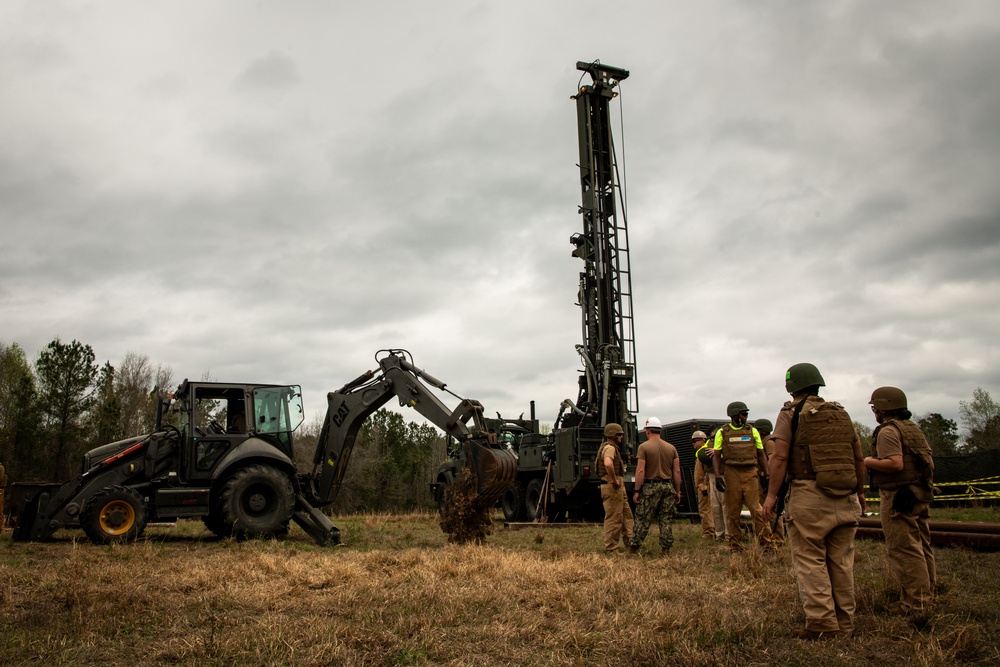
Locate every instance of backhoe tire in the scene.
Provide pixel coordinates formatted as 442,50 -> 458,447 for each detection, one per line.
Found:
501,481 -> 526,522
81,486 -> 148,545
524,478 -> 545,521
220,465 -> 294,539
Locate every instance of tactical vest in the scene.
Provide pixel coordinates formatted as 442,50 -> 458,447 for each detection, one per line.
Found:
871,418 -> 934,490
595,442 -> 623,480
785,396 -> 858,497
720,423 -> 757,466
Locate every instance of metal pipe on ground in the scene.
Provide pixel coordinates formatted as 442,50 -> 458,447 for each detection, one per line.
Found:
858,517 -> 1000,534
856,517 -> 1000,550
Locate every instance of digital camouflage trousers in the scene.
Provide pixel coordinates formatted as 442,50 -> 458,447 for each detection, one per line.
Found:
629,481 -> 676,552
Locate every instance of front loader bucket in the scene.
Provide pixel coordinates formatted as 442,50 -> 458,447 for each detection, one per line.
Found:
464,440 -> 518,507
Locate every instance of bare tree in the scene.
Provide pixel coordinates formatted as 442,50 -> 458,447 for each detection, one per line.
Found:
116,351 -> 154,436
959,387 -> 1000,452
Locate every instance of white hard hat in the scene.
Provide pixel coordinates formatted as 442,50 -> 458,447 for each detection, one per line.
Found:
644,416 -> 662,430
691,430 -> 708,441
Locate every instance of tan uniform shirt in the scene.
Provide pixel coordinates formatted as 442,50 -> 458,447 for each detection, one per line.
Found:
637,438 -> 678,481
874,424 -> 903,459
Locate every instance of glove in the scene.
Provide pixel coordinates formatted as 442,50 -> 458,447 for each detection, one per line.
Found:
715,477 -> 726,493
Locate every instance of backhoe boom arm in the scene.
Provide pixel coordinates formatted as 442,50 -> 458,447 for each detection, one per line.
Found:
308,350 -> 516,508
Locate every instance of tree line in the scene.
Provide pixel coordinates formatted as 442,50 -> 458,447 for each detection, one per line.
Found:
1,339 -> 174,482
3,336 -> 998,491
0,338 -> 447,512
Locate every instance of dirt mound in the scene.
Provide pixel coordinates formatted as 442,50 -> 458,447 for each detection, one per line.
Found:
439,469 -> 493,544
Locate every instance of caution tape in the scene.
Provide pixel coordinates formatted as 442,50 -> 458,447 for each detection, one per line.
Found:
862,478 -> 1000,503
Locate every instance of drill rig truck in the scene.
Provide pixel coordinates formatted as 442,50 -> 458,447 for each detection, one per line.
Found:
10,350 -> 516,545
433,61 -> 639,522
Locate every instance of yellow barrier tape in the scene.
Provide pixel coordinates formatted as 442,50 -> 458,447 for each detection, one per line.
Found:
860,478 -> 1000,503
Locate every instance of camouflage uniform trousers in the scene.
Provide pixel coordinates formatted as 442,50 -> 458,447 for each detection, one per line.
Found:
628,480 -> 677,552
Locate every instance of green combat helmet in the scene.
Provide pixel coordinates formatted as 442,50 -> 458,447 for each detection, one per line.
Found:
784,362 -> 826,394
603,422 -> 625,437
754,418 -> 773,435
727,401 -> 749,417
869,386 -> 907,411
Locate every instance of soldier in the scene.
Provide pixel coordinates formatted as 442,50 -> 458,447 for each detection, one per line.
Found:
629,417 -> 682,555
864,386 -> 937,615
763,363 -> 866,640
712,401 -> 770,552
704,428 -> 728,541
756,418 -> 784,544
597,422 -> 634,554
692,430 -> 716,538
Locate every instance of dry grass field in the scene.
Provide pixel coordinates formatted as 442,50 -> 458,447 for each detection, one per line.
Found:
2,509 -> 1000,666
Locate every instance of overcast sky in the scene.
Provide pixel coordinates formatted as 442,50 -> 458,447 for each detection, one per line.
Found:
2,1 -> 998,438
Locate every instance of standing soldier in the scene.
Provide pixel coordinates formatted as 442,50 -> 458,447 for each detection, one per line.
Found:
864,386 -> 937,615
629,417 -> 682,555
692,430 -> 716,539
597,422 -> 634,554
713,402 -> 770,552
705,429 -> 728,542
755,418 -> 784,544
763,363 -> 866,640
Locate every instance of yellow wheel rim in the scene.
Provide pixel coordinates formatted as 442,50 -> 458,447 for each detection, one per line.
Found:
99,500 -> 136,536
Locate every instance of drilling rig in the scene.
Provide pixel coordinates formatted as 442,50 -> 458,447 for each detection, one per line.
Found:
433,61 -> 638,521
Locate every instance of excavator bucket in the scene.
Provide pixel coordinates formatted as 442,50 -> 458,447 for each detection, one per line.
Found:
464,439 -> 518,507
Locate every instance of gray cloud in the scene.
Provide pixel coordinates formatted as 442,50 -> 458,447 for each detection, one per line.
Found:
1,0 -> 998,436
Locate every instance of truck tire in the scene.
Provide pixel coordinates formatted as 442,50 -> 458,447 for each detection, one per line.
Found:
501,481 -> 526,522
81,486 -> 148,545
524,478 -> 545,521
220,465 -> 294,539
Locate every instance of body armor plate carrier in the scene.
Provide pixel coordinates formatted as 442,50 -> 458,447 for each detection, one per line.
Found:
596,442 -> 623,479
785,396 -> 858,497
871,418 -> 934,492
720,423 -> 758,466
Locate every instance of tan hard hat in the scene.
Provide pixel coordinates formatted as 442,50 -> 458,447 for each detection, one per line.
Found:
691,430 -> 708,441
